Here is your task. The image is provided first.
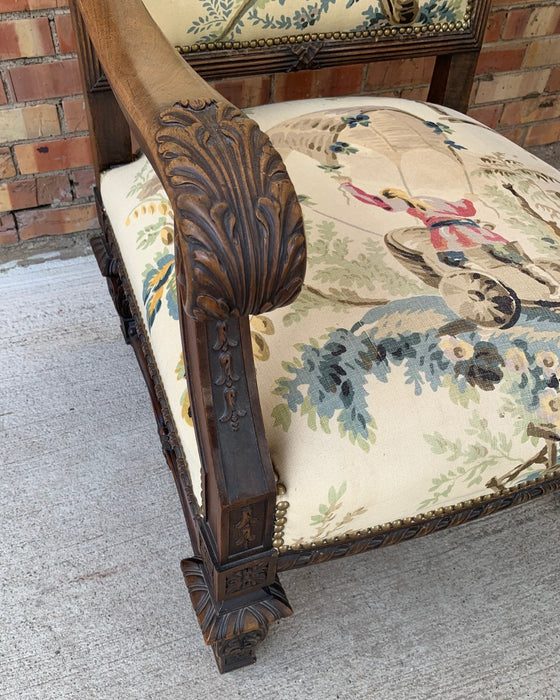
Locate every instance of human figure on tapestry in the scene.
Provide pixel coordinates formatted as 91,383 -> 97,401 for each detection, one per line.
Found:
341,183 -> 560,300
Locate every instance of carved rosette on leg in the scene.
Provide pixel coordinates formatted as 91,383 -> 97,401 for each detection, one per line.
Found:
181,558 -> 293,673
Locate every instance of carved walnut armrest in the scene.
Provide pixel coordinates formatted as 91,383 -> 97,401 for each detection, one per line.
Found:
73,0 -> 306,576
73,0 -> 306,310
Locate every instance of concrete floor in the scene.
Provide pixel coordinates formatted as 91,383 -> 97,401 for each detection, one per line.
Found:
2,142 -> 560,699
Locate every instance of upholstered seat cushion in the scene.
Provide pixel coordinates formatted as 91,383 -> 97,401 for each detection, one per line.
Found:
100,96 -> 560,550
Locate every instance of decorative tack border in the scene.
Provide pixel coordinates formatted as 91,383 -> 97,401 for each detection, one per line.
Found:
276,468 -> 560,570
178,21 -> 469,54
273,499 -> 290,550
177,1 -> 473,56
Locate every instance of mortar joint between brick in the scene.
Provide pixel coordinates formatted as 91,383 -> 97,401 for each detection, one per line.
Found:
0,68 -> 12,105
72,194 -> 95,207
501,0 -> 560,8
8,94 -> 84,109
496,102 -> 505,122
0,8 -> 64,21
8,144 -> 21,178
1,53 -> 78,71
49,15 -> 62,55
0,11 -> 34,20
0,95 -> 63,111
57,99 -> 67,133
68,171 -> 77,200
498,123 -> 529,147
510,114 -> 560,129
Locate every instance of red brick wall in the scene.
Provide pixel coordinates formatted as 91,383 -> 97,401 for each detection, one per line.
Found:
213,0 -> 560,145
0,0 -> 96,245
470,0 -> 560,145
1,0 -> 559,247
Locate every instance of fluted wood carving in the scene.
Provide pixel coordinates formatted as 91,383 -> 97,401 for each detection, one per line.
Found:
156,100 -> 306,321
181,557 -> 293,672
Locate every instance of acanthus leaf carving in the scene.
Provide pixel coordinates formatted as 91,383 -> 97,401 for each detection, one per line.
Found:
156,100 -> 306,322
181,557 -> 293,665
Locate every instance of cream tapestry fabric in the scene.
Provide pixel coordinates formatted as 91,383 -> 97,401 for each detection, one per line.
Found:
100,96 -> 560,549
142,0 -> 470,48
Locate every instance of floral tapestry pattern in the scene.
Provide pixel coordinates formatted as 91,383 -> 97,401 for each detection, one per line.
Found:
100,96 -> 560,547
143,0 -> 469,48
264,101 -> 560,518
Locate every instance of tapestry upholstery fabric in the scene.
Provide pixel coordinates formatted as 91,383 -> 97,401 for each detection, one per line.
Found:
142,0 -> 470,48
100,96 -> 560,549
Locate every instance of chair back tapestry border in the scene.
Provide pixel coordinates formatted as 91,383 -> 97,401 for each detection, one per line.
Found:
144,0 -> 474,50
138,0 -> 491,80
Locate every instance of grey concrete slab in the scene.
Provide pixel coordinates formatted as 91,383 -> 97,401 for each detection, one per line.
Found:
2,253 -> 560,699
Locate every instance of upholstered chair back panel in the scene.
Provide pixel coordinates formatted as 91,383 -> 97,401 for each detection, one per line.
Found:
142,0 -> 472,50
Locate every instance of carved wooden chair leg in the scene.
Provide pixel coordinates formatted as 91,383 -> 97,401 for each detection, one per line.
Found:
172,246 -> 299,671
181,557 -> 292,672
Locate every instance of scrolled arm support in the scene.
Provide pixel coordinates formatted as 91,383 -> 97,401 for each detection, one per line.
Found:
74,0 -> 306,319
74,0 -> 300,664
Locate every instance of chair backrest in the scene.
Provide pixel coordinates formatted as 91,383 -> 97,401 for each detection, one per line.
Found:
71,0 -> 492,179
142,0 -> 491,84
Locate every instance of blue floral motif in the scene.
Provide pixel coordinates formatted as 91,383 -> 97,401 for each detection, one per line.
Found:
417,0 -> 458,23
444,139 -> 467,150
293,4 -> 320,28
273,297 -> 560,449
424,120 -> 452,135
423,121 -> 467,150
352,5 -> 389,31
329,141 -> 359,155
246,10 -> 292,30
341,114 -> 371,128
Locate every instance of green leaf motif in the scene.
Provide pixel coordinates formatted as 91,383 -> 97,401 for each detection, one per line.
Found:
126,160 -> 153,197
420,410 -> 527,509
308,482 -> 368,540
136,216 -> 169,250
442,373 -> 480,408
309,481 -> 346,529
287,217 -> 430,322
272,403 -> 292,431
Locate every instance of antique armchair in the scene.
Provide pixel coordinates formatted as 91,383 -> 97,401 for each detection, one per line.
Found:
71,0 -> 560,672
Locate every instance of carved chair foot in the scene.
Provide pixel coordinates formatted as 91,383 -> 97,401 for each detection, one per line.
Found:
212,632 -> 262,672
181,557 -> 292,673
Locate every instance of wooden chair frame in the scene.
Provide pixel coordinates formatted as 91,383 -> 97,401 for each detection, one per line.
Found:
71,0 -> 560,672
